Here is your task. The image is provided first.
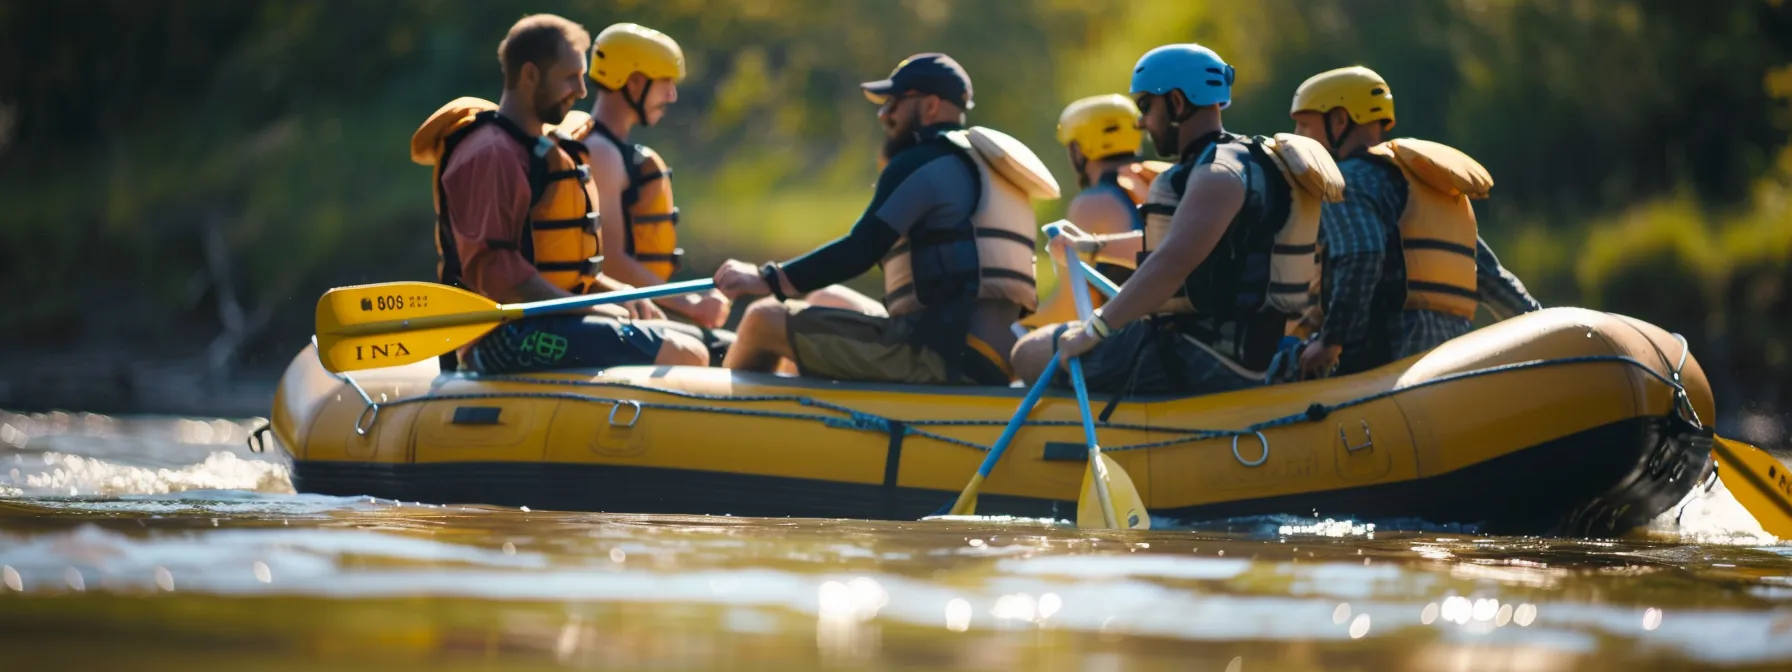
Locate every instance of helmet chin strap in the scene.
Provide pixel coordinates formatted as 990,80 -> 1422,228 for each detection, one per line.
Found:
1324,112 -> 1358,159
627,78 -> 656,128
1167,94 -> 1205,157
1072,149 -> 1090,188
1166,93 -> 1197,134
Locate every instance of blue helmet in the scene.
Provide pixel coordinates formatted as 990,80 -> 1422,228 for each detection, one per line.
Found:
1130,44 -> 1235,109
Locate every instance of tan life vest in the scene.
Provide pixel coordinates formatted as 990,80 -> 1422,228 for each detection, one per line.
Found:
1366,138 -> 1490,320
882,126 -> 1059,317
1139,132 -> 1343,317
563,112 -> 684,281
412,97 -> 603,294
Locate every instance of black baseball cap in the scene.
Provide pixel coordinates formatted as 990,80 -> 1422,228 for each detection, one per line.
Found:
860,53 -> 975,110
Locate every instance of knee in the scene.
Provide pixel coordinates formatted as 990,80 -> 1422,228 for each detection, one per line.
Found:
738,297 -> 790,334
1010,327 -> 1060,384
655,330 -> 710,367
803,285 -> 882,315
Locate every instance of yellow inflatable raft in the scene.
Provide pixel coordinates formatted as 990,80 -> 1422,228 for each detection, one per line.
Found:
264,308 -> 1716,535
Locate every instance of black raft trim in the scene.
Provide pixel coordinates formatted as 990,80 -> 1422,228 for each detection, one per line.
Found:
290,416 -> 1706,534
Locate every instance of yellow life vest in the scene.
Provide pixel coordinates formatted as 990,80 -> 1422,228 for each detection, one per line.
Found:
565,114 -> 683,281
881,126 -> 1059,318
412,97 -> 602,294
1365,139 -> 1490,320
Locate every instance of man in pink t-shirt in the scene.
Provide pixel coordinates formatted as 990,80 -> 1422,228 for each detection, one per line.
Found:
415,14 -> 706,373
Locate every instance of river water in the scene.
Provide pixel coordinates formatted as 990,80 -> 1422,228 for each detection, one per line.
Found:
1,409 -> 1791,671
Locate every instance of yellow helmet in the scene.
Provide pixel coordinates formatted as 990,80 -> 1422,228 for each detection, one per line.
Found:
1291,66 -> 1395,128
1056,94 -> 1143,161
589,23 -> 685,90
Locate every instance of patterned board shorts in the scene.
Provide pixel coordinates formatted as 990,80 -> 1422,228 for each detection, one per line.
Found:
468,314 -> 664,374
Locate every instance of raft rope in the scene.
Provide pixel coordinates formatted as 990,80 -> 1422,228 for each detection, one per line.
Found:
312,331 -> 1705,469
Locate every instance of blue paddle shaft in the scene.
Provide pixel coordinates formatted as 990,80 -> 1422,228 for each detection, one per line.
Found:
1057,241 -> 1120,527
1060,244 -> 1103,446
971,357 -> 1059,479
513,279 -> 717,317
1067,357 -> 1101,448
1079,261 -> 1120,300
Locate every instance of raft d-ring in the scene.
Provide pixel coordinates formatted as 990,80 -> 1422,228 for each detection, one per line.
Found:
1232,431 -> 1270,467
354,403 -> 382,436
608,400 -> 643,429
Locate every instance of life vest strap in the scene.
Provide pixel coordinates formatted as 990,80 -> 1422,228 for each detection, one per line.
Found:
533,258 -> 602,276
631,210 -> 680,225
545,166 -> 590,183
980,268 -> 1036,285
1407,280 -> 1479,300
532,213 -> 597,230
975,227 -> 1037,247
1402,238 -> 1476,256
887,226 -> 1035,260
885,283 -> 916,303
906,227 -> 977,247
885,271 -> 1033,323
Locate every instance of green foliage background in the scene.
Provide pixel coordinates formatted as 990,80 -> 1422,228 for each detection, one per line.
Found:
1,0 -> 1790,422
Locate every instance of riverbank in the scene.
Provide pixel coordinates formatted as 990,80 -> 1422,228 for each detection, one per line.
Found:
0,347 -> 280,419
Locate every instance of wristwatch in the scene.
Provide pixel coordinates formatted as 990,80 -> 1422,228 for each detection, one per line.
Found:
759,262 -> 789,301
1084,309 -> 1114,340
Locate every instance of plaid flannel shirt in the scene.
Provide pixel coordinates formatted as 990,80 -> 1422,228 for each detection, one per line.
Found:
1318,155 -> 1542,359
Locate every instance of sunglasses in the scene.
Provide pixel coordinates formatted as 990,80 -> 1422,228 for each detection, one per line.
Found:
878,91 -> 927,112
1134,94 -> 1157,115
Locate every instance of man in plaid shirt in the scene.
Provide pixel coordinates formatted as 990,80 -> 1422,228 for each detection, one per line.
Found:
1289,66 -> 1541,377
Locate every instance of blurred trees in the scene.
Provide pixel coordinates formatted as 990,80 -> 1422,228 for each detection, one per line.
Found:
0,0 -> 1789,424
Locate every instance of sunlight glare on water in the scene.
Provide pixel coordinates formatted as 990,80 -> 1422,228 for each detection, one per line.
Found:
1,410 -> 1792,670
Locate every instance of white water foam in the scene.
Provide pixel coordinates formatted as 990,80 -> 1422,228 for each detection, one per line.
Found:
14,450 -> 292,497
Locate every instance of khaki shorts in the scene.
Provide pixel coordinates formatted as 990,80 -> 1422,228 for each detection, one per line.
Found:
786,305 -> 1012,385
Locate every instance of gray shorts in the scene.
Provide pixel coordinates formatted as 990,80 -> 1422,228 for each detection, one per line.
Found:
1050,319 -> 1262,396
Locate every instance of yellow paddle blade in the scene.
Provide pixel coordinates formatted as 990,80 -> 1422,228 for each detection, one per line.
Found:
316,321 -> 498,373
317,281 -> 501,333
1713,437 -> 1792,539
1077,453 -> 1150,530
315,282 -> 515,373
947,475 -> 985,517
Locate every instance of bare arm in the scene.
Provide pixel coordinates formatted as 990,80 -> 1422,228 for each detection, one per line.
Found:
586,135 -> 710,321
1063,193 -> 1144,269
1095,166 -> 1245,326
586,137 -> 666,288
